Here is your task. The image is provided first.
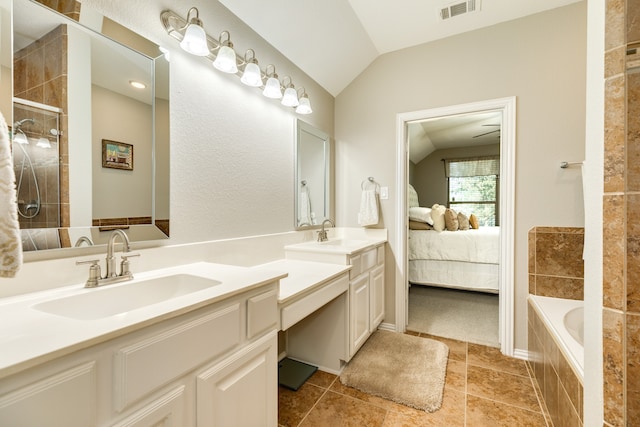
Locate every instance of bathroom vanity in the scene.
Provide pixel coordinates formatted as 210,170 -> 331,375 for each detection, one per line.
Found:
0,263 -> 285,426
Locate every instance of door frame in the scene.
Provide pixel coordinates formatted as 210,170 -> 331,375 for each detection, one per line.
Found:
394,96 -> 516,356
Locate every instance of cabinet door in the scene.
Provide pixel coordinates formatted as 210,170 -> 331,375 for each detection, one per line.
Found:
196,332 -> 277,427
369,264 -> 385,331
111,386 -> 187,427
0,362 -> 96,427
349,273 -> 370,357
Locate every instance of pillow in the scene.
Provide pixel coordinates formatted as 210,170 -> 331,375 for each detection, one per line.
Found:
408,184 -> 420,208
444,208 -> 459,231
409,220 -> 433,230
430,204 -> 446,231
469,214 -> 479,229
408,206 -> 433,225
458,212 -> 470,230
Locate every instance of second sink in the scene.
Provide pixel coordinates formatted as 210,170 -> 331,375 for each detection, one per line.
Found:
32,274 -> 222,320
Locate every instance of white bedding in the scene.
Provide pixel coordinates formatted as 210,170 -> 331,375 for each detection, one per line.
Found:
408,227 -> 500,264
409,260 -> 499,293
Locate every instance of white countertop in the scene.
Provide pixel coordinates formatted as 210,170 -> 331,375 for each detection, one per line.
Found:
257,259 -> 352,304
283,235 -> 386,255
0,262 -> 286,379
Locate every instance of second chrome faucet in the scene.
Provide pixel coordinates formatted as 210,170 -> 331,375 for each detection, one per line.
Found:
77,229 -> 140,287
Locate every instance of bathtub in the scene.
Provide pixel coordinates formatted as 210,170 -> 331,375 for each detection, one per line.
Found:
528,295 -> 584,381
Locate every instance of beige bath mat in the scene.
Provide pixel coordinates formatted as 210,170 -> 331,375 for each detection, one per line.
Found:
340,330 -> 449,412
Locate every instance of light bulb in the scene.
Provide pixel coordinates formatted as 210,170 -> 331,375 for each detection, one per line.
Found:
263,77 -> 282,99
296,96 -> 312,114
281,86 -> 299,107
180,22 -> 209,56
213,45 -> 238,73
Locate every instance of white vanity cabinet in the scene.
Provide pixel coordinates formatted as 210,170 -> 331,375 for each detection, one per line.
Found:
347,244 -> 385,358
0,281 -> 279,427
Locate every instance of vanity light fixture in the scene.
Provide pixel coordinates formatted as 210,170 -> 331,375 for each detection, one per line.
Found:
281,76 -> 299,107
295,88 -> 312,115
212,31 -> 238,73
262,65 -> 283,99
240,49 -> 262,87
179,7 -> 209,56
36,137 -> 51,149
160,7 -> 312,114
13,131 -> 28,145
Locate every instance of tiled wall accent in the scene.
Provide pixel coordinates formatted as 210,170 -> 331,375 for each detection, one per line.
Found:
13,24 -> 69,228
92,217 -> 153,227
603,0 -> 640,425
36,0 -> 81,21
527,301 -> 583,426
528,227 -> 585,300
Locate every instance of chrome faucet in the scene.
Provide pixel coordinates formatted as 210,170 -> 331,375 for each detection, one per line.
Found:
74,236 -> 94,247
76,229 -> 139,287
317,218 -> 335,242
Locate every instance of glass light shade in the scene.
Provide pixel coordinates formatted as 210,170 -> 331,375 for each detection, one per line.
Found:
13,132 -> 28,145
281,87 -> 299,107
180,23 -> 209,56
36,138 -> 51,148
213,46 -> 238,73
240,62 -> 262,87
262,77 -> 282,99
295,96 -> 312,114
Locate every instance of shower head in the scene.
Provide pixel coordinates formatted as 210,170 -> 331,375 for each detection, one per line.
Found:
14,118 -> 35,129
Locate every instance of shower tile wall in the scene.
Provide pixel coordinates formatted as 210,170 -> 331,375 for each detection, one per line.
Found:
603,0 -> 640,425
13,24 -> 69,228
528,227 -> 585,300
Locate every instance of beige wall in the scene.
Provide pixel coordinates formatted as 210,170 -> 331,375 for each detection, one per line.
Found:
335,2 -> 587,350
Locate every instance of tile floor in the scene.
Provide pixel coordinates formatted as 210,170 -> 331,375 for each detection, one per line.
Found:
278,331 -> 551,427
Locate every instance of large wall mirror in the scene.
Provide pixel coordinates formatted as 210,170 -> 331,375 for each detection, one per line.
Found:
295,120 -> 330,229
1,0 -> 170,252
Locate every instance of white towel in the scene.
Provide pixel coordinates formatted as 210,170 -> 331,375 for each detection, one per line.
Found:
0,111 -> 22,277
358,189 -> 379,226
299,186 -> 312,225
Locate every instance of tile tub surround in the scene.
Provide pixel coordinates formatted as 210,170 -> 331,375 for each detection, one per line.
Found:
603,0 -> 640,424
528,227 -> 584,300
278,333 -> 549,426
528,299 -> 583,427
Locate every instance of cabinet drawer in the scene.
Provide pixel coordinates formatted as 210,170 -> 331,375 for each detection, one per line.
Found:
349,253 -> 362,279
114,303 -> 241,411
361,248 -> 377,271
377,245 -> 384,265
281,274 -> 349,330
247,289 -> 278,339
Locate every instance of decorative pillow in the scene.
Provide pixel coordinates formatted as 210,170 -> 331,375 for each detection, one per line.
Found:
408,207 -> 433,225
408,184 -> 420,208
430,204 -> 446,231
458,212 -> 470,230
469,214 -> 479,229
444,208 -> 459,231
409,220 -> 433,230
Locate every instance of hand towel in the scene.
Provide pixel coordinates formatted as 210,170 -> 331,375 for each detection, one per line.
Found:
0,111 -> 22,277
299,186 -> 312,225
358,189 -> 379,226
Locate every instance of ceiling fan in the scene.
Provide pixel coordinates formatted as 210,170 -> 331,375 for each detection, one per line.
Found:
473,124 -> 500,138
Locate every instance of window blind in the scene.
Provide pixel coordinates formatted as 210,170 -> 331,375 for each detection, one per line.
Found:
444,156 -> 499,178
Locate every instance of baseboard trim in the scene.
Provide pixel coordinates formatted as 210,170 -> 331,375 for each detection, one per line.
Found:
513,348 -> 529,361
377,322 -> 396,332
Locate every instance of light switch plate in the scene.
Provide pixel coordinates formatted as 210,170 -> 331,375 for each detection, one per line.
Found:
380,186 -> 389,200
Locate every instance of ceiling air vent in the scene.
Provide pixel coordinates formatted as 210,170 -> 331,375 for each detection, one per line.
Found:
439,0 -> 480,20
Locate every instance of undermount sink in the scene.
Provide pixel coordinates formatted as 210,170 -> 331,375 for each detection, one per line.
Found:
32,274 -> 222,320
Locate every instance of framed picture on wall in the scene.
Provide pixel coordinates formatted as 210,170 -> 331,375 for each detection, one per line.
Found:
102,140 -> 133,170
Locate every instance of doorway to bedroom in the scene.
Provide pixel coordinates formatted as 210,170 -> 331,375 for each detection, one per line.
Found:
395,97 -> 516,356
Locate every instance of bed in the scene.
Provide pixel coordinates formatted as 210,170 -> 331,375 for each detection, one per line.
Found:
408,227 -> 500,293
407,184 -> 500,293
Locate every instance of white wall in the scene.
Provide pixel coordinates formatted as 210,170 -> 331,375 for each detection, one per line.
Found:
335,2 -> 588,350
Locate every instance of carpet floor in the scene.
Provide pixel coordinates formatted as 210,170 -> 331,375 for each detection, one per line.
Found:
407,285 -> 499,348
339,330 -> 449,412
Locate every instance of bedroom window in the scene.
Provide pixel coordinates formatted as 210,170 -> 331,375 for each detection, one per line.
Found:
445,156 -> 499,226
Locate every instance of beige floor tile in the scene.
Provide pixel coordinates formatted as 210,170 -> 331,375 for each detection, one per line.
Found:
466,395 -> 547,426
467,364 -> 541,412
299,390 -> 386,427
467,343 -> 529,376
421,333 -> 468,362
306,370 -> 337,389
446,359 -> 467,391
278,383 -> 325,427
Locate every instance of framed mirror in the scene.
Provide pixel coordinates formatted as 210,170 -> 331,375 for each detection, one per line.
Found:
295,120 -> 330,229
3,0 -> 170,252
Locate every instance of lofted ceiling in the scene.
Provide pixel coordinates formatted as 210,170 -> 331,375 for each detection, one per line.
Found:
219,0 -> 584,97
